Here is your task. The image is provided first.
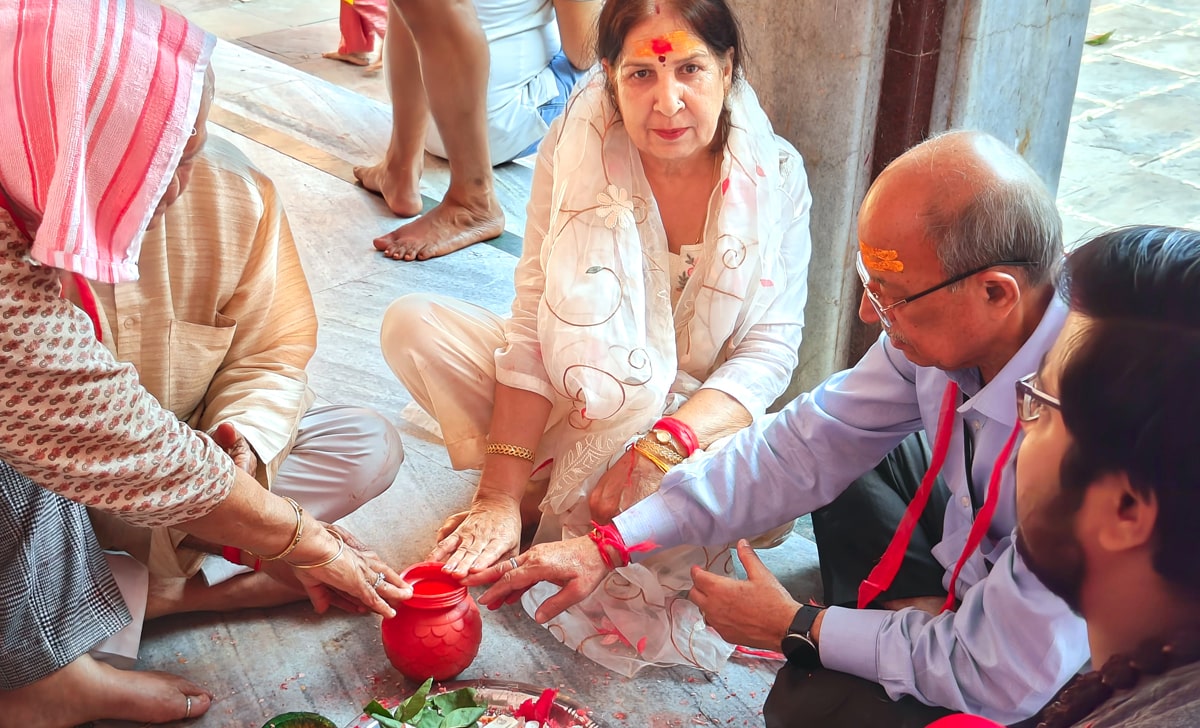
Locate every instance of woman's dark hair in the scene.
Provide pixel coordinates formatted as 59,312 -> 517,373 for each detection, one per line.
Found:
1031,225 -> 1200,727
595,0 -> 746,148
1056,225 -> 1200,597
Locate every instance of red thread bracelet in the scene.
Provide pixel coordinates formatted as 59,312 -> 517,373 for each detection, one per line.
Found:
654,417 -> 699,457
587,521 -> 657,569
221,546 -> 261,571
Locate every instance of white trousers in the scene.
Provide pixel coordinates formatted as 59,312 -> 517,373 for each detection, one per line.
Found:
380,293 -> 516,471
96,404 -> 403,665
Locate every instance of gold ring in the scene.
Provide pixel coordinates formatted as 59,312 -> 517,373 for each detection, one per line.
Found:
185,695 -> 192,718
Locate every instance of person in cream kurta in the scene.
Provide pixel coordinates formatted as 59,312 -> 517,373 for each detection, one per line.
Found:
84,135 -> 404,663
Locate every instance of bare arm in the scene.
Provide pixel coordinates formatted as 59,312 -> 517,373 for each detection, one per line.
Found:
551,0 -> 601,69
669,387 -> 752,448
430,382 -> 553,576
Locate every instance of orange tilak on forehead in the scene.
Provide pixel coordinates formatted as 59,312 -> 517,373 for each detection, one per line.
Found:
860,241 -> 905,273
633,29 -> 704,62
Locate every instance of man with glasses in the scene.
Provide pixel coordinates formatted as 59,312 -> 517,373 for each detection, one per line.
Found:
468,130 -> 1088,725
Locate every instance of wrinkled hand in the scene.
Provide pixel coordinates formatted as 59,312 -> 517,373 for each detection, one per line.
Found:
463,535 -> 610,623
213,422 -> 259,475
689,540 -> 799,651
280,521 -> 412,619
429,492 -> 522,578
588,449 -> 665,524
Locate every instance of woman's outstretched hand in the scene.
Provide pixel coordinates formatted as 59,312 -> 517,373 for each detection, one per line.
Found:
272,522 -> 412,619
588,449 -> 665,524
429,492 -> 523,578
463,535 -> 610,623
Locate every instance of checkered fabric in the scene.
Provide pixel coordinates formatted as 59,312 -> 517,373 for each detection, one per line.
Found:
0,461 -> 130,689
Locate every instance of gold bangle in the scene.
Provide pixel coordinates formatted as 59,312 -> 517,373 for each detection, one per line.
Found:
252,495 -> 305,561
287,527 -> 345,569
632,438 -> 681,473
485,442 -> 535,462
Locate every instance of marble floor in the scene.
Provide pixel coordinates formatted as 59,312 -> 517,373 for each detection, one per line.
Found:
104,0 -> 1200,726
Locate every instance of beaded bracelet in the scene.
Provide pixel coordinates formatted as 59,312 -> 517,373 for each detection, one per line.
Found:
286,527 -> 346,569
484,442 -> 536,462
251,495 -> 305,562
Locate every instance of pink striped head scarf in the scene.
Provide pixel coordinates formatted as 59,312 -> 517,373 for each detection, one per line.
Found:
0,0 -> 215,283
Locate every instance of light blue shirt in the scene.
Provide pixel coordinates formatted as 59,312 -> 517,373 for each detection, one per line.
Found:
613,297 -> 1088,724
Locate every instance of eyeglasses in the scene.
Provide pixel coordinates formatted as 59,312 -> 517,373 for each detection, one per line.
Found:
1015,372 -> 1061,423
856,254 -> 1037,329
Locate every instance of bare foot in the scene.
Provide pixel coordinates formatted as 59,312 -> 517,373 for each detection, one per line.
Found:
322,50 -> 371,67
365,53 -> 384,73
0,653 -> 211,726
373,196 -> 505,261
353,159 -> 423,218
146,572 -> 305,620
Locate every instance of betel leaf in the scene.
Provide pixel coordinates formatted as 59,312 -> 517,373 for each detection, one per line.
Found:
413,710 -> 443,728
373,715 -> 408,728
364,700 -> 393,720
429,688 -> 478,714
440,706 -> 487,728
1085,30 -> 1114,46
398,679 -> 434,722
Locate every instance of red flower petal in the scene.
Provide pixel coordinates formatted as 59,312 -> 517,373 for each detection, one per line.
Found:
721,178 -> 730,195
760,279 -> 774,287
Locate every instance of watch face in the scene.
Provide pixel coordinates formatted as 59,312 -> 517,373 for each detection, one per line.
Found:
781,634 -> 820,668
653,429 -> 672,445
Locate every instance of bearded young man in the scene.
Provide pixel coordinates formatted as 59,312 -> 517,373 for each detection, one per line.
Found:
1005,225 -> 1200,727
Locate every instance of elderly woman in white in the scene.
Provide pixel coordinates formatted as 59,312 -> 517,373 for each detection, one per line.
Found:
380,0 -> 813,676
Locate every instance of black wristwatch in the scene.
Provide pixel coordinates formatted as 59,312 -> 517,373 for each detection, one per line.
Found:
780,604 -> 823,668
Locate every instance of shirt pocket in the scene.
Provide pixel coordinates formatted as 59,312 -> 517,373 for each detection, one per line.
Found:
167,314 -> 236,417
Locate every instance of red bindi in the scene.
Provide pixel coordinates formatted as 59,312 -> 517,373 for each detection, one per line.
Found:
658,55 -> 666,63
650,37 -> 674,55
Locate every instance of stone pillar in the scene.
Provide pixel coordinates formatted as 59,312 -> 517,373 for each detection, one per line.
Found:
736,1 -> 894,399
931,0 -> 1091,196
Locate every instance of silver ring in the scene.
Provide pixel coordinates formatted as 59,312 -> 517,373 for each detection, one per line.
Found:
370,571 -> 386,589
508,557 -> 519,571
185,695 -> 192,718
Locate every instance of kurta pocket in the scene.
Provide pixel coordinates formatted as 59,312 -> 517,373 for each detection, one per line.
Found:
166,315 -> 236,417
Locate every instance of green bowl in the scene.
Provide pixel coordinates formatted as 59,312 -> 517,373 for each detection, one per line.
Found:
261,712 -> 338,728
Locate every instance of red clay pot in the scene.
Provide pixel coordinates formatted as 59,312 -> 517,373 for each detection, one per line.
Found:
381,561 -> 483,681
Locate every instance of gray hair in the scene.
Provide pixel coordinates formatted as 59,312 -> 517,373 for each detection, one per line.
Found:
922,135 -> 1063,287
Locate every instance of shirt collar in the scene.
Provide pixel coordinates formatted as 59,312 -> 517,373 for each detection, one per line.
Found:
954,296 -> 1069,426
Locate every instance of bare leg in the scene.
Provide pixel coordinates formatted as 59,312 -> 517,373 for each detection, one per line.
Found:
370,0 -> 504,261
353,2 -> 427,218
145,572 -> 305,620
0,654 -> 211,727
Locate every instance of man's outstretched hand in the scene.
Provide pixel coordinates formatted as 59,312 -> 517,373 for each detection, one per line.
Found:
689,539 -> 801,651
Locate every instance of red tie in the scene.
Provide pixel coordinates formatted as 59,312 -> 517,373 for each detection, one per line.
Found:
857,381 -> 1021,612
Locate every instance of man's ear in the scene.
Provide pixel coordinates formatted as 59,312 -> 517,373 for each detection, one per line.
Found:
979,270 -> 1022,316
1094,471 -> 1158,553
